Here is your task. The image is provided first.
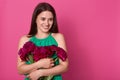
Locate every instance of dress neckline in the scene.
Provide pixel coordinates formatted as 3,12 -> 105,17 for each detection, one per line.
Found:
33,33 -> 51,40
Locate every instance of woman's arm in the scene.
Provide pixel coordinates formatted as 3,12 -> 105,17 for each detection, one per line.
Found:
27,58 -> 68,80
17,35 -> 54,74
17,56 -> 38,74
28,33 -> 69,79
40,33 -> 69,76
17,56 -> 54,74
39,58 -> 68,76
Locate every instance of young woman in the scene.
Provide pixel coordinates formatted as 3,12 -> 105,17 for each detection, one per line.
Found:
17,2 -> 68,80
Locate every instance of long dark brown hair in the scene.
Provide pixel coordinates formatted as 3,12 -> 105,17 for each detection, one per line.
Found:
28,2 -> 59,37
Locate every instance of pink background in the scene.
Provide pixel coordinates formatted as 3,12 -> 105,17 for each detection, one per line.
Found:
0,0 -> 120,80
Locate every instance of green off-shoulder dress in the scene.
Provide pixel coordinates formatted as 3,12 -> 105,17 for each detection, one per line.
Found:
25,33 -> 62,80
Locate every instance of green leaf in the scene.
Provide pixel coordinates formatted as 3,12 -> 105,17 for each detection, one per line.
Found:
28,54 -> 34,63
43,75 -> 54,80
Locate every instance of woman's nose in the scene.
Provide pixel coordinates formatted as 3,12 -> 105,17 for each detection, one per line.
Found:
45,20 -> 49,25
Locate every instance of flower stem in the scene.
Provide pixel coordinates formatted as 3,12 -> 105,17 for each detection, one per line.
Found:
28,54 -> 34,63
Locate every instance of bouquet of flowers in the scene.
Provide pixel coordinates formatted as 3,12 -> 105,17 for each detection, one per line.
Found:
18,41 -> 67,80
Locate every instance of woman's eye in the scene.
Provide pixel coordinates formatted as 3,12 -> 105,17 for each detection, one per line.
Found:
41,18 -> 46,21
49,18 -> 53,21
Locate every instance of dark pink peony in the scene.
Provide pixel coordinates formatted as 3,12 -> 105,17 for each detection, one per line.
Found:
18,41 -> 36,61
50,45 -> 67,61
18,41 -> 67,80
18,41 -> 67,62
56,47 -> 67,61
22,41 -> 36,52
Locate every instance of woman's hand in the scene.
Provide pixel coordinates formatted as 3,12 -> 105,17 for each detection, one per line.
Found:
36,58 -> 54,69
27,69 -> 43,80
27,58 -> 55,80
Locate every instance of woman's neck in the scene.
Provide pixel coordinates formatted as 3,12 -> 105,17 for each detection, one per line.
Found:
36,32 -> 50,39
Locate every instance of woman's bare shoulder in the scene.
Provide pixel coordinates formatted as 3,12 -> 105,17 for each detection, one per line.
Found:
52,33 -> 67,51
18,35 -> 31,49
19,35 -> 30,42
52,33 -> 64,39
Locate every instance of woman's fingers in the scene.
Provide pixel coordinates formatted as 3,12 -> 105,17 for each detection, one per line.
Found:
26,75 -> 31,79
51,63 -> 54,67
47,58 -> 55,67
51,60 -> 54,63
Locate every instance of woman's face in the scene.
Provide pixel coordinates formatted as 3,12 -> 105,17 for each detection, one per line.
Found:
36,11 -> 53,33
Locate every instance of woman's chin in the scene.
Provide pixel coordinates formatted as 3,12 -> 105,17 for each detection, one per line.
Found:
42,29 -> 50,33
